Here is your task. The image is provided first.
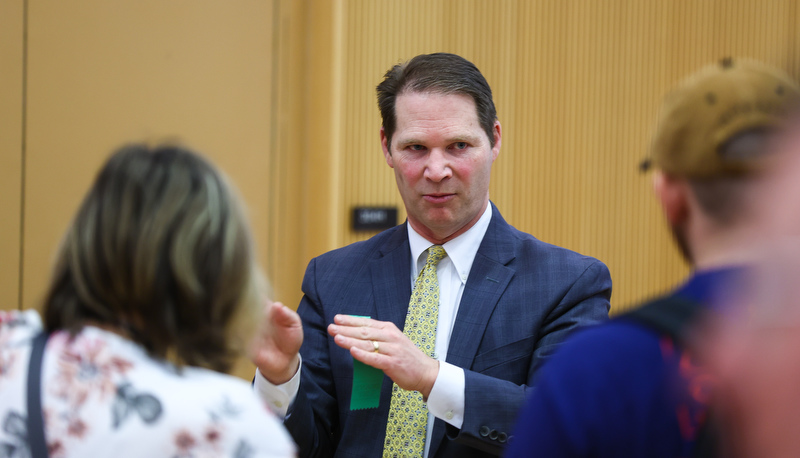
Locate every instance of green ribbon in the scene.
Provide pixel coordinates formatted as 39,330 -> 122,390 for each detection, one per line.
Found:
349,315 -> 383,410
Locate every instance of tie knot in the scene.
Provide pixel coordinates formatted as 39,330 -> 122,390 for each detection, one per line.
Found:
426,245 -> 447,267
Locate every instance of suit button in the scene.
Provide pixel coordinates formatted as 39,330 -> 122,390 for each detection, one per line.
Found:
479,426 -> 491,437
489,430 -> 499,440
498,432 -> 508,443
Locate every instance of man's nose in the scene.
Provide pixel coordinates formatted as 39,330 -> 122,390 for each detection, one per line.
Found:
424,149 -> 452,182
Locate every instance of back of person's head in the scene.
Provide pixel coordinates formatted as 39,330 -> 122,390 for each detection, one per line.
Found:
702,118 -> 800,458
643,57 -> 800,226
43,143 -> 261,373
376,52 -> 498,150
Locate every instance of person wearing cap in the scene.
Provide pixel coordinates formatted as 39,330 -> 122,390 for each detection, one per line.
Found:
504,58 -> 800,458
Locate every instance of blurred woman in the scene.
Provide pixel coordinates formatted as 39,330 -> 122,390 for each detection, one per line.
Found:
0,144 -> 295,457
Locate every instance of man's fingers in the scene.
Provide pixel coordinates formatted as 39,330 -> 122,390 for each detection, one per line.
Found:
351,346 -> 388,370
333,334 -> 385,353
329,323 -> 372,340
271,302 -> 301,327
329,319 -> 400,340
333,314 -> 378,327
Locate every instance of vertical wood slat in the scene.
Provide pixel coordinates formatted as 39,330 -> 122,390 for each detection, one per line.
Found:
0,0 -> 24,311
267,0 -> 307,306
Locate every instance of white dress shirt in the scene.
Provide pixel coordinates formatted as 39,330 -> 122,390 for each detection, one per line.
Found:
254,204 -> 493,457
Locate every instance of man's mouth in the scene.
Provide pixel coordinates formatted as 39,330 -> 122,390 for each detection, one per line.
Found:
423,193 -> 455,204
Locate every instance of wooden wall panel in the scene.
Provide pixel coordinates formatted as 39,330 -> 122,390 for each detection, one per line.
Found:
22,0 -> 277,312
265,0 -> 307,309
0,0 -> 24,311
319,0 -> 800,313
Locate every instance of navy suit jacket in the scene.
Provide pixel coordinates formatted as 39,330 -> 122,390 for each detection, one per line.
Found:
284,204 -> 611,457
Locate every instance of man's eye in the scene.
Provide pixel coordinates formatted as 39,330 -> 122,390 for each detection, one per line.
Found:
409,145 -> 426,151
453,142 -> 468,150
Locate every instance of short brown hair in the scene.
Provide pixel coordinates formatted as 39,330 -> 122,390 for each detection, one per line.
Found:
377,52 -> 498,151
43,144 -> 261,373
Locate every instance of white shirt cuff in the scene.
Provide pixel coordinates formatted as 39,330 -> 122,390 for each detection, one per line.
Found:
426,361 -> 465,428
253,356 -> 302,418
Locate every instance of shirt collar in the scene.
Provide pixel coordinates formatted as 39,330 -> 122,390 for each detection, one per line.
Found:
407,203 -> 493,283
676,266 -> 750,311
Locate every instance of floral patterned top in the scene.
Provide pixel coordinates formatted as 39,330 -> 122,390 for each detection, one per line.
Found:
0,309 -> 296,457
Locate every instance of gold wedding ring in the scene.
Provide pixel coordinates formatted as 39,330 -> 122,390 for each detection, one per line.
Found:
371,340 -> 380,353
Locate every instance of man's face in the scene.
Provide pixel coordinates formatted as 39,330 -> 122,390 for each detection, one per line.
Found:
381,91 -> 501,244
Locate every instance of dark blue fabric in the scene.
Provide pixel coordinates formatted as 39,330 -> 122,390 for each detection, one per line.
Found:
27,332 -> 49,458
504,268 -> 740,458
284,203 -> 612,458
674,267 -> 743,306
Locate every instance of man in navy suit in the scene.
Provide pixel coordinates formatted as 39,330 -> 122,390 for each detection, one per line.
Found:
251,52 -> 611,457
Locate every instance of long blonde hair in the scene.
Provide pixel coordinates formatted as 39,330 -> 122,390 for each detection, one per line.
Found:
44,143 -> 262,373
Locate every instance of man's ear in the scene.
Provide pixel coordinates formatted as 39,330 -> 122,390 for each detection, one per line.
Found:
653,170 -> 689,226
491,121 -> 502,162
380,127 -> 393,168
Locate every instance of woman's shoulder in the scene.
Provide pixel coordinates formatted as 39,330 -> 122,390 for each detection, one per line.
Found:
0,309 -> 43,342
148,366 -> 297,456
43,327 -> 296,456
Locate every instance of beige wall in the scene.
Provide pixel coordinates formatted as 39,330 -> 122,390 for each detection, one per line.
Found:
2,0 -> 799,378
21,0 -> 281,312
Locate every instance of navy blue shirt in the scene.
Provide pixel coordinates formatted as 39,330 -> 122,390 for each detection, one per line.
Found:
504,269 -> 741,458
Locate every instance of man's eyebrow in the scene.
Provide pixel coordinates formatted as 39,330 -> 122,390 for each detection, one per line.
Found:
394,137 -> 423,147
448,134 -> 480,143
395,134 -> 481,146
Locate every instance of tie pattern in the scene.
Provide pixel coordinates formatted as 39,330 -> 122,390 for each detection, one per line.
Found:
383,245 -> 447,458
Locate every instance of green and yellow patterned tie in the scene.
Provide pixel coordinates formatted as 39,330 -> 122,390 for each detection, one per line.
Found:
383,245 -> 447,458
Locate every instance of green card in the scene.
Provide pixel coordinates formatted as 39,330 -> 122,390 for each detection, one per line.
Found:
349,315 -> 383,410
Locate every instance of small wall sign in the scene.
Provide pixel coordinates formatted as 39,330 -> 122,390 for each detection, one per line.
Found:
352,207 -> 398,231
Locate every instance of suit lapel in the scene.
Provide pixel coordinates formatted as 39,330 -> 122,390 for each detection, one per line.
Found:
447,204 -> 516,370
429,204 -> 517,457
370,225 -> 413,330
445,254 -> 515,367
